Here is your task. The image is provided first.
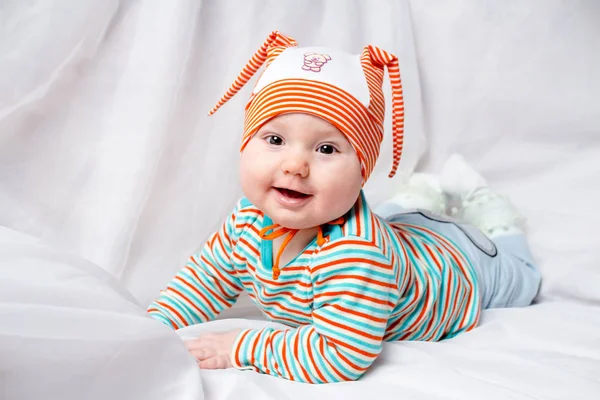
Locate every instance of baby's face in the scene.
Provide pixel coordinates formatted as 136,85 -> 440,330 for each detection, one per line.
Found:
240,113 -> 363,229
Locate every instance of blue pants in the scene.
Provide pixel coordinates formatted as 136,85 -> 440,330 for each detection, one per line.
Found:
376,206 -> 542,309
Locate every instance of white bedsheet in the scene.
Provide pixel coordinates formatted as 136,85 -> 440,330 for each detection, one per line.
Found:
1,226 -> 599,399
178,304 -> 600,400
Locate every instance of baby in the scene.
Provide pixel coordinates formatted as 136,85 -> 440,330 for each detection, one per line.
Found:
147,31 -> 541,383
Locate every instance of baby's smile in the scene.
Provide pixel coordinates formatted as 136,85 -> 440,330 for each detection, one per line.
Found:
272,186 -> 313,208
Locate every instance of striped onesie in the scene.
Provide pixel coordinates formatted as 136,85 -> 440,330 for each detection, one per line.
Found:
148,190 -> 481,383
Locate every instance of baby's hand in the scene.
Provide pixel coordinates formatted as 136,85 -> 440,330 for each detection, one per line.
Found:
184,329 -> 242,369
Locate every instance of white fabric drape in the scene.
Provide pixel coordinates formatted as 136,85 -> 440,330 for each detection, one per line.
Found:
2,1 -> 600,400
0,0 -> 425,312
1,0 -> 599,308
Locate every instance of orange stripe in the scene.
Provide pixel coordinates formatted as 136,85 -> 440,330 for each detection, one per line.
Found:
247,84 -> 380,147
249,331 -> 261,365
155,301 -> 185,328
201,255 -> 243,291
306,329 -> 327,382
247,96 -> 374,152
321,239 -> 378,251
167,287 -> 210,321
260,308 -> 303,326
320,337 -> 351,381
257,298 -> 311,319
175,275 -> 220,315
335,349 -> 369,372
182,268 -> 230,310
235,222 -> 261,236
313,313 -> 382,342
239,208 -> 262,216
215,233 -> 229,259
386,271 -> 421,333
330,304 -> 387,323
253,273 -> 312,288
293,332 -> 314,383
239,237 -> 260,257
327,337 -> 378,359
319,274 -> 397,289
311,257 -> 391,274
147,308 -> 178,329
423,243 -> 443,272
246,78 -> 377,130
403,285 -> 432,335
256,288 -> 312,304
279,331 -> 294,380
234,330 -> 252,367
314,291 -> 395,308
263,334 -> 272,374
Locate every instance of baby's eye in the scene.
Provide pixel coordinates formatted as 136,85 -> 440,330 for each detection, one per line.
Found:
317,144 -> 337,155
266,135 -> 283,146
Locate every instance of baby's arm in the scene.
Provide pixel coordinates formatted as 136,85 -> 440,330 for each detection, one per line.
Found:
230,238 -> 399,383
147,203 -> 244,329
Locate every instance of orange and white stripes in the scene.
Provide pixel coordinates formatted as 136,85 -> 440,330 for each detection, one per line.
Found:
361,45 -> 405,178
207,30 -> 406,181
208,31 -> 297,116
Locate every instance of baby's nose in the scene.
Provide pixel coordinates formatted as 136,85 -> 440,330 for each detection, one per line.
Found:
281,155 -> 309,177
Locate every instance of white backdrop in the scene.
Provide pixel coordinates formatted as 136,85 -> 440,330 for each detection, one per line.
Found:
1,0 -> 599,312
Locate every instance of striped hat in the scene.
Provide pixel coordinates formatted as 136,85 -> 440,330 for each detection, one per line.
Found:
209,31 -> 405,180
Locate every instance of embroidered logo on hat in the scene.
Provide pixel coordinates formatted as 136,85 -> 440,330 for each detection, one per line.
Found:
208,30 -> 405,181
302,52 -> 331,72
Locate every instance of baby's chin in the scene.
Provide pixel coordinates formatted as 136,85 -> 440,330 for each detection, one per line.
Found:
269,213 -> 328,230
262,206 -> 329,230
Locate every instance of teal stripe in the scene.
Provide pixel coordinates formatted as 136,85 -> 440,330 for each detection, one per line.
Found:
317,264 -> 395,281
238,329 -> 256,366
239,197 -> 253,208
235,246 -> 259,263
258,296 -> 309,316
170,280 -> 216,320
208,245 -> 235,276
199,253 -> 240,297
316,282 -> 393,299
337,298 -> 394,317
319,307 -> 384,336
296,328 -> 314,380
317,246 -> 386,263
161,293 -> 201,324
180,269 -> 222,307
318,337 -> 361,380
149,312 -> 172,327
307,329 -> 337,383
269,333 -> 288,379
284,330 -> 304,380
314,322 -> 381,352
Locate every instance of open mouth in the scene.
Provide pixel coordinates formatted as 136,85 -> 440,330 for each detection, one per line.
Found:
274,187 -> 311,199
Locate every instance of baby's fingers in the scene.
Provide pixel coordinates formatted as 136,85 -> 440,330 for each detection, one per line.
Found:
188,346 -> 218,361
184,337 -> 216,351
198,354 -> 230,369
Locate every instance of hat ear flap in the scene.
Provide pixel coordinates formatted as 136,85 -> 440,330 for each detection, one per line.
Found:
208,31 -> 297,116
361,45 -> 405,178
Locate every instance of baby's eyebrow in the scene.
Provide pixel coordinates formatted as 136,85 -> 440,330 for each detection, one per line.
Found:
257,124 -> 281,133
317,132 -> 346,142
